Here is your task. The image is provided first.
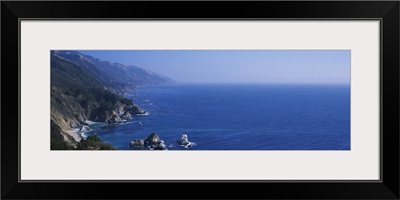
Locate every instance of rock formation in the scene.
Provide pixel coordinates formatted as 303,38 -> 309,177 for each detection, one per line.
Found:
145,133 -> 167,150
120,111 -> 132,119
130,139 -> 145,149
129,132 -> 167,150
177,134 -> 189,145
79,125 -> 91,132
177,134 -> 193,148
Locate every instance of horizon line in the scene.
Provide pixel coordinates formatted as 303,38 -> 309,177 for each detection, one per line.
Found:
164,82 -> 350,85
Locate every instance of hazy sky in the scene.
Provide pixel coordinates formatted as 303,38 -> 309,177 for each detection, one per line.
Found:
78,50 -> 350,84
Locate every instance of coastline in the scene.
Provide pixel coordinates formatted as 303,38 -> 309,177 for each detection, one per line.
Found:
66,128 -> 83,142
65,120 -> 95,142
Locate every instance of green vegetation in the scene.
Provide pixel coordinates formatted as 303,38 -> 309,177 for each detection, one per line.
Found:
51,54 -> 134,118
51,135 -> 115,150
77,135 -> 116,150
51,140 -> 74,150
51,54 -> 126,150
51,53 -> 135,120
51,54 -> 124,111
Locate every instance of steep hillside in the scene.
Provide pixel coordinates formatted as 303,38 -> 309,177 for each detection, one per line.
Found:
50,51 -> 174,150
52,50 -> 175,93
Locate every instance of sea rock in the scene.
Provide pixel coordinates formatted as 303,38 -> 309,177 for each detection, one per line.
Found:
148,141 -> 167,150
130,132 -> 167,150
145,133 -> 161,146
177,134 -> 190,146
177,134 -> 193,148
130,139 -> 145,148
154,140 -> 167,150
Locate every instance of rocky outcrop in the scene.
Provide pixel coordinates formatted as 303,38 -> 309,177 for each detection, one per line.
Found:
177,134 -> 193,148
105,111 -> 123,124
145,133 -> 167,150
90,102 -> 143,124
79,125 -> 91,132
120,111 -> 132,119
153,141 -> 167,150
145,133 -> 161,145
177,134 -> 189,145
115,101 -> 126,115
130,139 -> 145,149
126,104 -> 147,115
129,133 -> 167,150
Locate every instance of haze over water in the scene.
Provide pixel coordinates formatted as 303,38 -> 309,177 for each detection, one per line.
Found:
81,50 -> 351,150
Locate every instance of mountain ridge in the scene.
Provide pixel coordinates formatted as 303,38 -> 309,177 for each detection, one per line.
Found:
52,50 -> 175,93
50,50 -> 175,150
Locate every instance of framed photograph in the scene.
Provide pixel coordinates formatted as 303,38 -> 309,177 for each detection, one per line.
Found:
2,1 -> 399,199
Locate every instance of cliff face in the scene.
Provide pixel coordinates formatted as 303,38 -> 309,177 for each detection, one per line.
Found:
50,51 -> 174,147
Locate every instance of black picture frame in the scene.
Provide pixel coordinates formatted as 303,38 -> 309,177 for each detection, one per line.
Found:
2,1 -> 399,199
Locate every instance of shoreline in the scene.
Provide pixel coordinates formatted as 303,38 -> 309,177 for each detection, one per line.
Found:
66,128 -> 83,142
66,120 -> 96,142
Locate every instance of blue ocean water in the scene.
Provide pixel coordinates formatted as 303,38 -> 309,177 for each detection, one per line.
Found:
85,84 -> 350,150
